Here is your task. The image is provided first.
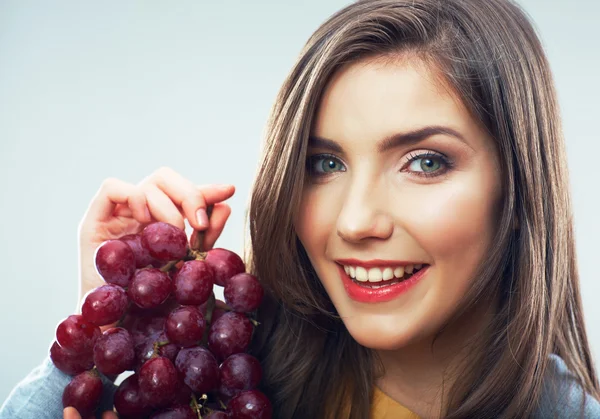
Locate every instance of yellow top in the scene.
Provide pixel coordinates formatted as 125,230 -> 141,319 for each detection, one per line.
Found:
371,387 -> 420,419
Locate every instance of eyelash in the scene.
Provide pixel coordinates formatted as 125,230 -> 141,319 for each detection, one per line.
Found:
404,151 -> 452,178
305,151 -> 452,178
306,153 -> 345,178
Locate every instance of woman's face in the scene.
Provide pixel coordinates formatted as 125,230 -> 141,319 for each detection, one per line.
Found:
295,57 -> 502,350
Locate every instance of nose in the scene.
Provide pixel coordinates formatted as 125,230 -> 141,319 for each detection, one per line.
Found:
336,178 -> 393,243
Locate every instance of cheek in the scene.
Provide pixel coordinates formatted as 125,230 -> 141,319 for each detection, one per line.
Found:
401,171 -> 500,274
295,186 -> 341,255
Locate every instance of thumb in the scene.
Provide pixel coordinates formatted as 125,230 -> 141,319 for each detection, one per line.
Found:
102,411 -> 119,419
63,407 -> 82,419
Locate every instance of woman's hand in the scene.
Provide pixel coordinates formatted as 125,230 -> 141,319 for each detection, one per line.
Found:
77,167 -> 235,305
63,407 -> 117,419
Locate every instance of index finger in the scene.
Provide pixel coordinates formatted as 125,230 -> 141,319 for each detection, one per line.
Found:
197,184 -> 236,204
147,168 -> 235,230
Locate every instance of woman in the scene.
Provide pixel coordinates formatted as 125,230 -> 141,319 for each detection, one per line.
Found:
2,0 -> 599,417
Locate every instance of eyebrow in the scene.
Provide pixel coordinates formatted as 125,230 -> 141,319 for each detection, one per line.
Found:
308,125 -> 467,153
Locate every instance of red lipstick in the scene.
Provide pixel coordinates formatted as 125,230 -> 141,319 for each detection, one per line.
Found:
336,264 -> 429,303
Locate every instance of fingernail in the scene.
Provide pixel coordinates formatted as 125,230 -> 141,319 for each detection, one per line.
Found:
196,209 -> 209,228
217,184 -> 233,190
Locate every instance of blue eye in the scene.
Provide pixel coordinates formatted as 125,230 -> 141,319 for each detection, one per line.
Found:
306,154 -> 346,176
405,152 -> 449,177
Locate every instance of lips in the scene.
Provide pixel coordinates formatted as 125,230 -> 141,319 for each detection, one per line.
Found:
336,263 -> 429,303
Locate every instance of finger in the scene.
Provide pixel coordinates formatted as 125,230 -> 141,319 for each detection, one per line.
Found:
203,203 -> 232,250
191,184 -> 235,231
143,184 -> 186,230
113,205 -> 133,218
114,205 -> 187,224
144,167 -> 204,230
149,168 -> 235,231
102,411 -> 119,419
191,203 -> 232,250
87,178 -> 151,223
197,184 -> 236,204
63,407 -> 81,419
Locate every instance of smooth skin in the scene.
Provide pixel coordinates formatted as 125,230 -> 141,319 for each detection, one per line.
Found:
294,56 -> 502,417
66,168 -> 235,418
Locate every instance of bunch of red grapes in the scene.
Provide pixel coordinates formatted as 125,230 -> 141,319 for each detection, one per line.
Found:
50,220 -> 271,419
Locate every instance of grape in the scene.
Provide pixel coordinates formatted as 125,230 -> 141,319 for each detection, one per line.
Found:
150,405 -> 197,419
50,341 -> 94,376
56,315 -> 101,354
93,327 -> 134,375
126,294 -> 178,317
224,273 -> 264,313
173,260 -> 214,305
121,233 -> 161,268
138,356 -> 179,408
219,353 -> 262,399
62,370 -> 103,417
165,306 -> 205,347
205,412 -> 228,419
134,331 -> 179,371
114,374 -> 152,418
141,222 -> 188,261
211,306 -> 228,324
208,311 -> 253,360
95,239 -> 136,286
175,346 -> 220,394
227,390 -> 272,419
128,268 -> 172,309
81,285 -> 128,326
204,248 -> 245,287
122,311 -> 168,348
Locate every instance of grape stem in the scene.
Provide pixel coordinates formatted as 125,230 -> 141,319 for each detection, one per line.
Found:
191,394 -> 203,419
191,204 -> 214,252
218,398 -> 227,410
159,259 -> 179,273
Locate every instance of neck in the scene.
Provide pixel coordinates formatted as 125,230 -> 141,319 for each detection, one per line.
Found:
375,300 -> 494,418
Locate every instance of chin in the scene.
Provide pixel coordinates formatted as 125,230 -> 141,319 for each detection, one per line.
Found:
340,312 -> 428,351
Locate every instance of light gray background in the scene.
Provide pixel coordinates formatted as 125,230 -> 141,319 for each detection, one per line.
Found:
1,0 -> 598,404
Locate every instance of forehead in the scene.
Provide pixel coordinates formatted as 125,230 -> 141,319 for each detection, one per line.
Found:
311,56 -> 480,146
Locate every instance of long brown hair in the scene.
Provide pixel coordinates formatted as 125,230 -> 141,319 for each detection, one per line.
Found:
247,0 -> 599,417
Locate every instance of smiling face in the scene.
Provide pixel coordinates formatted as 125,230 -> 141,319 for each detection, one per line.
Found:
294,57 -> 503,350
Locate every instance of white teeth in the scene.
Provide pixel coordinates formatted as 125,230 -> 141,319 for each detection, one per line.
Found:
367,268 -> 383,282
355,267 -> 368,282
343,264 -> 425,282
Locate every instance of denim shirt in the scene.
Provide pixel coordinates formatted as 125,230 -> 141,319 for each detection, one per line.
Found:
1,353 -> 599,418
